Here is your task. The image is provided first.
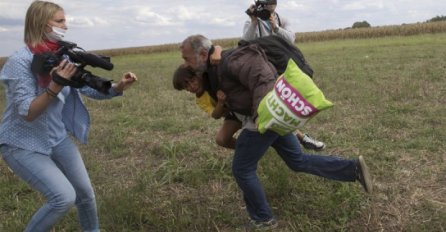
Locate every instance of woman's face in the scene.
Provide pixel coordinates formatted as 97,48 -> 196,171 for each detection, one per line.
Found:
45,9 -> 67,33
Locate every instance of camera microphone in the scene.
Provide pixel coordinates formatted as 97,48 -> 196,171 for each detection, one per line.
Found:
57,40 -> 114,71
77,52 -> 114,71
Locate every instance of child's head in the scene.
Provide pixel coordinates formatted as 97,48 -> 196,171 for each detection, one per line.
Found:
173,64 -> 204,95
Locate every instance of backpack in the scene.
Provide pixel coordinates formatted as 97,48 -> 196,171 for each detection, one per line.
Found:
222,35 -> 314,80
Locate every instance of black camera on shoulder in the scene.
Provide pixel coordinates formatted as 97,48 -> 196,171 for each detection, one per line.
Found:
31,40 -> 114,94
245,0 -> 277,21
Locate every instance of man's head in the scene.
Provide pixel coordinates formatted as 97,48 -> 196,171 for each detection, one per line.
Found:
257,0 -> 277,5
260,0 -> 277,14
247,0 -> 277,20
263,0 -> 277,13
180,34 -> 212,74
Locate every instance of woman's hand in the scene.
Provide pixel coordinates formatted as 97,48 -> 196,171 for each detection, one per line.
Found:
55,59 -> 77,79
26,60 -> 77,121
113,72 -> 138,93
49,59 -> 77,92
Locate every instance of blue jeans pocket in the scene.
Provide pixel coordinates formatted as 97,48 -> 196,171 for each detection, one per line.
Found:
0,144 -> 20,159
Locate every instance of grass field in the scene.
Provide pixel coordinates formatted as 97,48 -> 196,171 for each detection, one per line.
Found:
0,33 -> 445,231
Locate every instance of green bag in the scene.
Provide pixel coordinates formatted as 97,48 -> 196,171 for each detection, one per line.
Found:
256,59 -> 334,135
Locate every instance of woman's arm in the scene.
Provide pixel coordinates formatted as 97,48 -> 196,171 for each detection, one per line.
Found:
25,60 -> 76,121
79,72 -> 137,99
271,16 -> 296,44
112,72 -> 137,93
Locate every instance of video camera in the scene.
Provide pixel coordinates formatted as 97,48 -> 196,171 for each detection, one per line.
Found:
245,0 -> 277,21
31,40 -> 114,94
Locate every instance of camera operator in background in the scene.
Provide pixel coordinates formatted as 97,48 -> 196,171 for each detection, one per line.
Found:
242,0 -> 295,43
242,0 -> 326,151
0,1 -> 137,231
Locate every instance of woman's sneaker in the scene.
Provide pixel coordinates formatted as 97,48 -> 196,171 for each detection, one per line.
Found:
247,218 -> 278,231
299,134 -> 326,151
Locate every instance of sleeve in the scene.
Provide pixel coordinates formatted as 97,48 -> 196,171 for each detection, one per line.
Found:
0,55 -> 37,117
241,20 -> 259,41
274,18 -> 296,44
229,46 -> 276,116
275,27 -> 296,44
78,84 -> 122,100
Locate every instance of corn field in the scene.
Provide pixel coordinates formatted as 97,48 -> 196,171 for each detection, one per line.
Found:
297,21 -> 446,43
1,21 -> 445,67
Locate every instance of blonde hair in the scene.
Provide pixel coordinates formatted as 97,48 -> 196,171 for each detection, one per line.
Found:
24,1 -> 63,47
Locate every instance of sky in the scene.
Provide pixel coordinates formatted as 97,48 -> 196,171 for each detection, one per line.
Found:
0,0 -> 445,57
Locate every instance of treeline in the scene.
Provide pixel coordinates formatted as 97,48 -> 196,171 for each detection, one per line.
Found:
1,21 -> 446,68
427,15 -> 446,23
297,21 -> 446,43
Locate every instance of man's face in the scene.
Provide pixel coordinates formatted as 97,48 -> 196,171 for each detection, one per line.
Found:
181,42 -> 207,73
265,4 -> 276,13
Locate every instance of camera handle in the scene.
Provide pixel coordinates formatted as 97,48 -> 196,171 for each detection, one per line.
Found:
51,71 -> 84,88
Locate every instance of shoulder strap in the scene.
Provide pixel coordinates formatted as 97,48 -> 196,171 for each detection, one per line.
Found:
258,21 -> 263,37
252,35 -> 314,78
275,13 -> 282,27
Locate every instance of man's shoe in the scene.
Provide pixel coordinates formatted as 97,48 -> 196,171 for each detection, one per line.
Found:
247,218 -> 278,231
356,155 -> 372,193
299,134 -> 326,151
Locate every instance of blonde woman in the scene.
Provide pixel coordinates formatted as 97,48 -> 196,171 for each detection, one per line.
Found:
0,1 -> 137,231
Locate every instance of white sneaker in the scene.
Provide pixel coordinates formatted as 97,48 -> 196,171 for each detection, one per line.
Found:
299,134 -> 326,151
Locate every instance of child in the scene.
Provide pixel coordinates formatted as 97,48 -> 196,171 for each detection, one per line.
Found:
174,45 -> 326,151
173,63 -> 327,151
173,64 -> 241,149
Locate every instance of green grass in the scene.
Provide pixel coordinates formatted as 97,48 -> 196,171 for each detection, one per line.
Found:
0,33 -> 445,231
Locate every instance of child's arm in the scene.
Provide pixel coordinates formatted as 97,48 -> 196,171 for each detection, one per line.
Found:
210,45 -> 222,65
211,90 -> 227,119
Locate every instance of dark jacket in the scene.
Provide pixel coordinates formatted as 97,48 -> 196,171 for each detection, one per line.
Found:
203,47 -> 220,102
218,43 -> 277,117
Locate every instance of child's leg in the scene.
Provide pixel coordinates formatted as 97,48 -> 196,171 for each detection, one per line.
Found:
295,129 -> 305,140
215,119 -> 242,149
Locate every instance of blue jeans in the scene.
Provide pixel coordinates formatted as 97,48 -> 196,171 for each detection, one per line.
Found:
232,130 -> 357,222
0,137 -> 99,232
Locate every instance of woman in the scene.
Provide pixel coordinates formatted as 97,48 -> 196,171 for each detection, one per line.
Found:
0,1 -> 137,231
